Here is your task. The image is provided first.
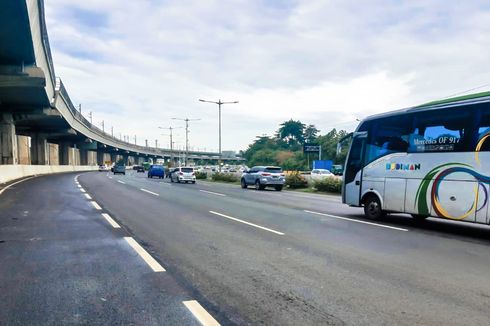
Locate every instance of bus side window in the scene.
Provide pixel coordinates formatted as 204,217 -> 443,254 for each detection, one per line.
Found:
476,109 -> 490,151
365,115 -> 411,163
408,109 -> 471,153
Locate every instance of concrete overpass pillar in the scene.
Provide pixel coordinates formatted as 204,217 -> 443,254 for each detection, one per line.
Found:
80,149 -> 88,165
59,142 -> 71,165
30,133 -> 48,165
97,151 -> 104,165
17,135 -> 30,164
0,113 -> 18,164
110,153 -> 117,164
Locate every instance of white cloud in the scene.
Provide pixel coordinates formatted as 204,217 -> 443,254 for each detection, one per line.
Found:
44,0 -> 490,151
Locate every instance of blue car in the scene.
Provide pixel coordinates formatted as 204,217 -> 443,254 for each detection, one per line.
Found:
148,165 -> 165,179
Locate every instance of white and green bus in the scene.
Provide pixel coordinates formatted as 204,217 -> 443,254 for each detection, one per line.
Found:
342,91 -> 490,225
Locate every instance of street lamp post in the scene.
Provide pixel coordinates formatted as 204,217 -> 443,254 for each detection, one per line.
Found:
199,99 -> 238,170
171,118 -> 201,166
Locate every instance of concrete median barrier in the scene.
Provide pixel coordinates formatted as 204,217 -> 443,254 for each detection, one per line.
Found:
0,165 -> 98,184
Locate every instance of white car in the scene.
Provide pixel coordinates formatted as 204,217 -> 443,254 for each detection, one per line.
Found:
311,169 -> 334,180
170,167 -> 196,183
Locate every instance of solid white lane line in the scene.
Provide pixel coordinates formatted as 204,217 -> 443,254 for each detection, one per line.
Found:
209,211 -> 284,235
101,213 -> 120,228
80,188 -> 86,193
140,188 -> 159,196
90,201 -> 102,210
199,190 -> 226,197
304,210 -> 409,232
124,237 -> 165,272
183,300 -> 220,326
108,176 -> 113,179
77,185 -> 82,188
84,193 -> 92,200
0,176 -> 36,196
117,180 -> 126,184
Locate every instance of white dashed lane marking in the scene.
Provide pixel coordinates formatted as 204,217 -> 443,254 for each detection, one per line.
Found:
90,201 -> 102,210
124,237 -> 165,272
304,210 -> 409,232
199,190 -> 226,197
183,300 -> 220,326
102,213 -> 121,228
140,188 -> 159,196
209,211 -> 284,236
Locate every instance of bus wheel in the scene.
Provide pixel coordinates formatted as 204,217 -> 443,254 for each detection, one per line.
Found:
411,214 -> 428,221
363,195 -> 385,220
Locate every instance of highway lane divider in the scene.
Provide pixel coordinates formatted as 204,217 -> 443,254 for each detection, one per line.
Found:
84,193 -> 92,200
124,237 -> 166,272
183,300 -> 220,326
117,180 -> 126,184
303,210 -> 409,232
199,190 -> 226,197
209,211 -> 285,236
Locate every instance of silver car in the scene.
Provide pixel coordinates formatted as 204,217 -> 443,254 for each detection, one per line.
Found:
241,166 -> 285,191
170,167 -> 196,184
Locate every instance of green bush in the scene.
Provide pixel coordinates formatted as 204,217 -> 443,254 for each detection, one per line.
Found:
313,177 -> 342,193
285,172 -> 308,189
211,172 -> 238,183
195,171 -> 208,180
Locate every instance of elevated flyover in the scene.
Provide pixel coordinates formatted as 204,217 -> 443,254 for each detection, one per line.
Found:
0,0 -> 242,167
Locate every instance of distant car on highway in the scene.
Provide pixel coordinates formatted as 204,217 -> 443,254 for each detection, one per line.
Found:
170,167 -> 196,184
135,165 -> 145,173
331,164 -> 343,176
241,166 -> 285,191
113,164 -> 126,175
148,165 -> 165,179
98,165 -> 108,172
311,169 -> 334,180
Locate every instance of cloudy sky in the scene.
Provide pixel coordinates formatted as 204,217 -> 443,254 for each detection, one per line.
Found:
44,0 -> 490,152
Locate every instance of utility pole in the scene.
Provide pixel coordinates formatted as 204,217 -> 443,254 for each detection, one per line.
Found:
111,126 -> 114,137
101,120 -> 104,133
134,135 -> 137,145
171,118 -> 200,166
145,139 -> 148,148
155,139 -> 158,148
88,111 -> 92,124
159,126 -> 183,167
78,104 -> 82,114
199,98 -> 238,171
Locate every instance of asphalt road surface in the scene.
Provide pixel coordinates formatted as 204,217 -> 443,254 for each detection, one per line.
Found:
1,171 -> 490,325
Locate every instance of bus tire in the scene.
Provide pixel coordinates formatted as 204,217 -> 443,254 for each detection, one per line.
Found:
363,194 -> 385,220
411,214 -> 429,221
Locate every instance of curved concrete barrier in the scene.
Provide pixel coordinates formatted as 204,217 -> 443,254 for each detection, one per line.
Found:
0,165 -> 98,184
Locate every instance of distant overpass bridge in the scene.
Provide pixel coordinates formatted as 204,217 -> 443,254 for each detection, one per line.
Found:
0,0 -> 243,168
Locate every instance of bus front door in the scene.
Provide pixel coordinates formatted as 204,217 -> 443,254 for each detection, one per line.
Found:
343,133 -> 366,206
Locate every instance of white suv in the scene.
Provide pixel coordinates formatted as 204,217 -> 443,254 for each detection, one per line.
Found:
170,167 -> 196,184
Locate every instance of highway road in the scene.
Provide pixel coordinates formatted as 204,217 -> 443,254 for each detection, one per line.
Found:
1,171 -> 490,325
